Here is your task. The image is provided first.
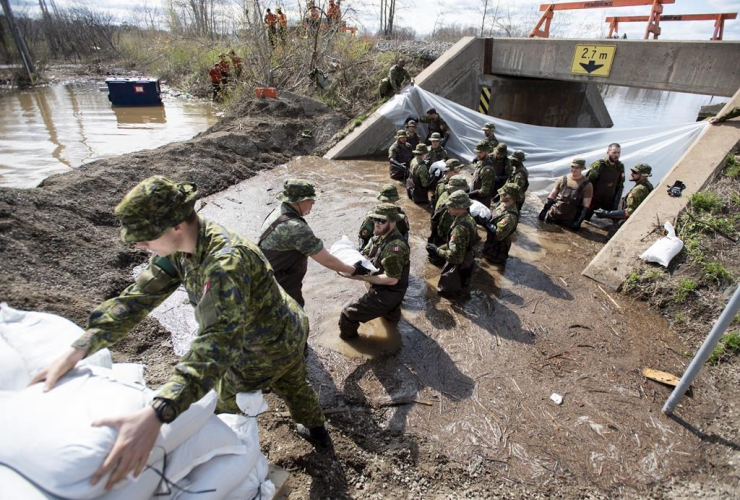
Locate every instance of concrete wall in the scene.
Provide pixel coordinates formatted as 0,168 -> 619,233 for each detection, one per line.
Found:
325,37 -> 484,160
583,87 -> 740,290
490,38 -> 740,97
480,75 -> 613,128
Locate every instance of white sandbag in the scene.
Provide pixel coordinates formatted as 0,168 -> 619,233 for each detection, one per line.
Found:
329,236 -> 379,275
469,200 -> 492,220
236,390 -> 268,417
0,332 -> 29,391
224,455 -> 274,500
111,363 -> 147,387
0,465 -> 59,500
639,221 -> 684,268
95,459 -> 165,500
169,452 -> 261,500
429,160 -> 447,178
0,367 -> 218,500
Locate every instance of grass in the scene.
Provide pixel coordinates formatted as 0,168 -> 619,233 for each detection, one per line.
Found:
708,331 -> 740,365
674,278 -> 697,304
701,261 -> 734,287
689,191 -> 723,214
725,153 -> 740,178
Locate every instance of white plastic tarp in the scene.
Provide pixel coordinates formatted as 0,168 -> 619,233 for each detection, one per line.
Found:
378,86 -> 708,196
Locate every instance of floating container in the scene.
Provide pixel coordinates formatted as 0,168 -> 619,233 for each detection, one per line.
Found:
105,77 -> 162,106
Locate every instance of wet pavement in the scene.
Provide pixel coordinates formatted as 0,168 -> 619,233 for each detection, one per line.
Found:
150,157 -> 713,489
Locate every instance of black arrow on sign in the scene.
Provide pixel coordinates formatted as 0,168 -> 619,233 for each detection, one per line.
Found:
580,60 -> 604,73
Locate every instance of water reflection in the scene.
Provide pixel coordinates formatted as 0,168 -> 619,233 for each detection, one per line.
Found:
0,83 -> 217,188
600,85 -> 716,127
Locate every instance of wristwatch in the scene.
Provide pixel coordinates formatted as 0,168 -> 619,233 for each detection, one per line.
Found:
151,398 -> 177,424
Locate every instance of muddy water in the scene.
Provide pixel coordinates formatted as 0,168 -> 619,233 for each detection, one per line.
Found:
0,83 -> 217,188
150,157 -> 709,489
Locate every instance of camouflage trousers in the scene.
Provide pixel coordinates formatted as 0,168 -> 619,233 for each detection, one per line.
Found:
339,288 -> 405,338
482,234 -> 512,265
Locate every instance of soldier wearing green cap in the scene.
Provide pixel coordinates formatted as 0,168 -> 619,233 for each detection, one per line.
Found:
339,204 -> 411,339
430,158 -> 463,209
482,183 -> 521,265
31,176 -> 335,484
586,143 -> 625,218
508,150 -> 529,211
358,185 -> 410,250
428,176 -> 470,261
427,132 -> 450,163
406,142 -> 432,204
482,122 -> 498,149
490,143 -> 513,194
469,139 -> 496,208
419,107 -> 450,147
405,120 -> 421,150
388,130 -> 414,180
380,59 -> 413,98
426,191 -> 478,295
259,179 -> 370,308
539,158 -> 593,230
594,163 -> 654,225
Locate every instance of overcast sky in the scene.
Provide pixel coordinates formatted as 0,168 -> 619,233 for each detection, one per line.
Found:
10,0 -> 740,40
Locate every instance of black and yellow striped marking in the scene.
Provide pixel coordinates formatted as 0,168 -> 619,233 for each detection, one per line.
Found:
479,87 -> 491,114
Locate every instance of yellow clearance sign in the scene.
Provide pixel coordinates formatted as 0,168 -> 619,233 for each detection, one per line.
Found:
570,44 -> 617,78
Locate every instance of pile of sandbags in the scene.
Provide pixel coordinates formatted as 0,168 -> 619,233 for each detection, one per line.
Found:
0,304 -> 275,500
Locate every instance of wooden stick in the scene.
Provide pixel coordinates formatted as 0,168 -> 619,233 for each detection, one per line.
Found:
598,284 -> 621,309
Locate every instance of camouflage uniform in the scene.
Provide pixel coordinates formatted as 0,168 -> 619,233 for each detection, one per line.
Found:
623,178 -> 654,216
482,122 -> 498,149
714,107 -> 740,123
419,111 -> 449,144
430,175 -> 469,247
509,150 -> 529,211
258,180 -> 323,308
587,156 -> 625,211
430,158 -> 463,210
358,185 -> 409,250
491,143 -> 513,194
430,191 -> 477,295
388,131 -> 414,180
405,120 -> 421,150
471,140 -> 497,208
406,145 -> 431,204
340,205 -> 410,339
483,184 -> 521,265
379,63 -> 411,98
73,176 -> 324,427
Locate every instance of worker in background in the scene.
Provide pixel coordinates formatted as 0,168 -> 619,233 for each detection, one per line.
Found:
428,175 -> 470,263
508,150 -> 529,212
259,179 -> 370,308
228,50 -> 243,79
482,122 -> 498,149
328,0 -> 342,25
539,158 -> 593,230
468,140 -> 496,208
358,184 -> 409,250
427,132 -> 449,164
594,163 -> 654,230
491,143 -> 513,194
276,7 -> 288,44
265,8 -> 278,47
585,143 -> 625,221
430,158 -> 462,209
388,130 -> 414,180
482,183 -> 522,265
419,108 -> 450,147
405,120 -> 421,150
218,53 -> 230,86
379,59 -> 412,99
208,63 -> 223,100
406,143 -> 431,204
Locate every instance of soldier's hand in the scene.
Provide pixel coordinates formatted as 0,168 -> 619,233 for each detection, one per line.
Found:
468,190 -> 480,200
351,261 -> 371,276
28,346 -> 86,392
426,243 -> 439,257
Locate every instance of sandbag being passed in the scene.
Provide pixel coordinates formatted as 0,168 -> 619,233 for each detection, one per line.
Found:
329,236 -> 379,276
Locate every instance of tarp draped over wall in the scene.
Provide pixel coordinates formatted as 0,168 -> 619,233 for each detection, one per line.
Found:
378,86 -> 708,196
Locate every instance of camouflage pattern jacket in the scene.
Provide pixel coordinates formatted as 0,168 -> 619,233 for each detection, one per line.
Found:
624,179 -> 654,217
428,146 -> 449,164
509,160 -> 529,193
72,218 -> 308,419
358,207 -> 409,250
363,227 -> 410,293
410,157 -> 431,188
491,202 -> 519,242
438,212 -> 477,265
389,140 -> 414,165
389,65 -> 411,91
473,157 -> 496,198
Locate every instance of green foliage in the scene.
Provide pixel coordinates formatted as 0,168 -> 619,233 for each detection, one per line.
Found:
701,261 -> 734,287
725,154 -> 740,178
707,331 -> 740,365
674,311 -> 684,324
674,278 -> 697,304
690,191 -> 723,214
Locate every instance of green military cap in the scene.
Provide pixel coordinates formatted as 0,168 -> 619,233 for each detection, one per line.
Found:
445,158 -> 462,171
426,107 -> 437,114
446,175 -> 469,193
277,178 -> 320,203
494,142 -> 508,155
481,122 -> 496,131
368,203 -> 403,222
446,190 -> 472,210
413,143 -> 429,155
630,163 -> 652,176
377,184 -> 400,202
571,157 -> 587,168
511,150 -> 526,162
498,182 -> 523,203
429,132 -> 442,141
115,175 -> 198,243
395,130 -> 407,138
474,140 -> 490,153
406,120 -> 417,127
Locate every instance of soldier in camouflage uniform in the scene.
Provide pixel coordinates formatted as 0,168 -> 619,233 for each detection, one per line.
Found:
406,143 -> 432,204
482,122 -> 498,149
31,176 -> 333,489
508,150 -> 529,211
539,158 -> 593,230
259,179 -> 369,308
430,158 -> 463,210
379,59 -> 412,98
339,204 -> 411,340
419,107 -> 450,147
594,163 -> 654,229
358,184 -> 410,250
482,183 -> 522,265
709,107 -> 740,124
427,132 -> 450,164
426,191 -> 478,295
491,143 -> 513,194
469,140 -> 496,208
586,143 -> 625,217
405,120 -> 421,150
388,130 -> 414,180
429,175 -> 470,254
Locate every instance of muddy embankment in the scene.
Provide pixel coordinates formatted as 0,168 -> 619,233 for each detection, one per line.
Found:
0,92 -> 343,381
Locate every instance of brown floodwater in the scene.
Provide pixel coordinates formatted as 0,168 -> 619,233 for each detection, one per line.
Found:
0,83 -> 218,188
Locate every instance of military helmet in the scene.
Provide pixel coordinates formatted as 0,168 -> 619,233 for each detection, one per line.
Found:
446,175 -> 469,193
396,130 -> 408,138
406,120 -> 417,128
429,132 -> 442,141
511,150 -> 527,162
571,157 -> 587,168
426,107 -> 437,115
368,203 -> 403,222
630,163 -> 652,176
413,143 -> 429,155
474,140 -> 491,153
115,175 -> 198,243
494,143 -> 508,155
481,122 -> 496,131
446,190 -> 472,210
277,179 -> 320,203
445,158 -> 462,171
498,183 -> 523,203
377,184 -> 400,202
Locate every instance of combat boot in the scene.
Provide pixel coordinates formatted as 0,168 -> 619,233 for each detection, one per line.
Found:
296,424 -> 333,450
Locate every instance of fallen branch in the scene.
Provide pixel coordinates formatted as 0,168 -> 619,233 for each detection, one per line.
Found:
598,285 -> 621,309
